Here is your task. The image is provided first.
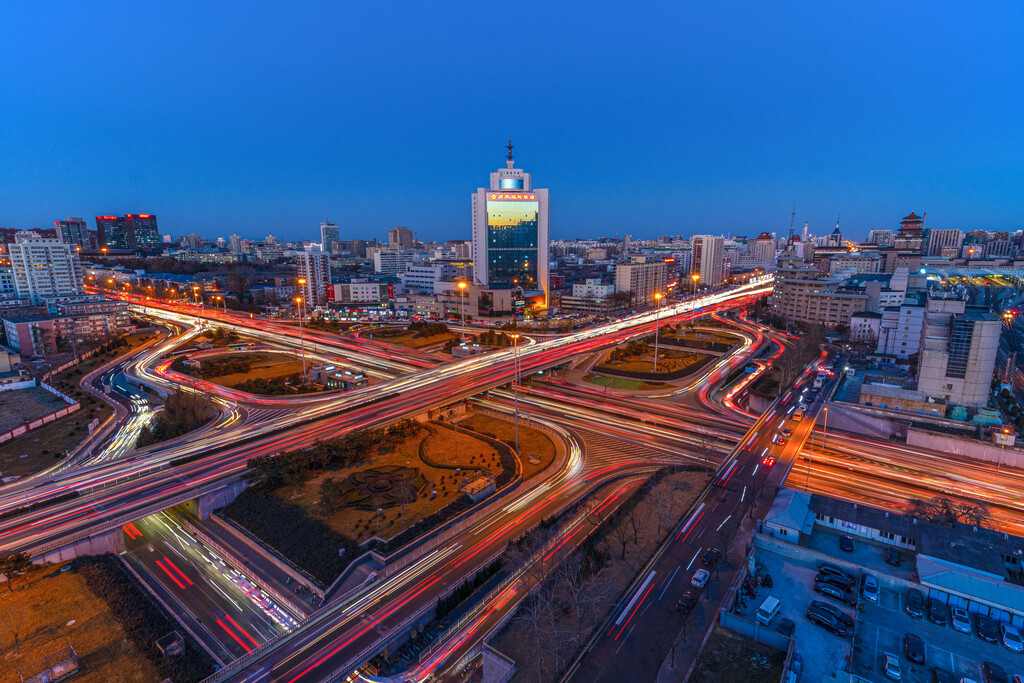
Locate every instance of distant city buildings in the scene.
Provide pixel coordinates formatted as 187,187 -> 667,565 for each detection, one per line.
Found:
471,141 -> 550,307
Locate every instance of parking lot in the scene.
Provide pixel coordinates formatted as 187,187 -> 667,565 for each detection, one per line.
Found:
852,584 -> 1024,682
744,550 -> 852,683
751,540 -> 1024,683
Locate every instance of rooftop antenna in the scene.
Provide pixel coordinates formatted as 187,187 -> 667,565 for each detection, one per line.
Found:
788,206 -> 796,241
836,214 -> 841,232
506,135 -> 514,169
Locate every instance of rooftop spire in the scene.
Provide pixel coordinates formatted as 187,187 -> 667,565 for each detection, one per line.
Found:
506,135 -> 514,169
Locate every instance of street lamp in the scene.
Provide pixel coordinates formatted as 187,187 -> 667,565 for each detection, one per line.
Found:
511,333 -> 521,454
457,281 -> 468,341
652,292 -> 664,372
805,406 -> 828,492
691,273 -> 700,298
295,292 -> 307,381
999,427 -> 1010,471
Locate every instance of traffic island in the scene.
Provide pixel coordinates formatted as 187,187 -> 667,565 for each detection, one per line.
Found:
222,421 -> 516,586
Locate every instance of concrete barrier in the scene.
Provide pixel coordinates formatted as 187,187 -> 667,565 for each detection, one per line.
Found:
719,609 -> 792,651
907,427 -> 1024,469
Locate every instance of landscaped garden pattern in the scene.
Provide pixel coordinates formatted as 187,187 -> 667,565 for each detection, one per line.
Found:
457,414 -> 557,479
226,419 -> 517,584
596,339 -> 711,375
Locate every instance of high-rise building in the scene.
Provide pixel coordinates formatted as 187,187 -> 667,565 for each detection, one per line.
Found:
749,232 -> 776,270
54,218 -> 89,250
917,297 -> 999,408
296,251 -> 331,306
321,221 -> 340,252
691,234 -> 726,286
229,234 -> 243,253
8,232 -> 85,304
95,214 -> 160,252
471,140 -> 550,306
373,249 -> 417,276
926,229 -> 963,257
867,229 -> 894,247
96,215 -> 128,249
388,227 -> 414,251
125,214 -> 161,252
615,256 -> 667,305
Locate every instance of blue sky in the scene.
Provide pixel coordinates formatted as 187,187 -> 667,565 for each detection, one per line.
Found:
0,1 -> 1021,243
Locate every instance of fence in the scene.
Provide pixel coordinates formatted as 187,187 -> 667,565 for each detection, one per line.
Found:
0,379 -> 80,445
21,644 -> 78,683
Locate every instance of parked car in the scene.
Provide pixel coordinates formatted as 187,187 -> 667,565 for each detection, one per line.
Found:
702,547 -> 721,567
931,668 -> 954,683
883,651 -> 902,680
951,607 -> 972,634
1001,623 -> 1024,653
840,535 -> 855,552
806,606 -> 849,637
814,580 -> 857,607
928,598 -> 948,626
861,574 -> 880,603
776,618 -> 795,638
816,572 -> 856,592
809,600 -> 854,627
819,563 -> 854,585
677,589 -> 698,613
978,614 -> 1000,643
982,661 -> 1009,683
886,548 -> 902,566
904,633 -> 925,665
906,589 -> 925,618
691,569 -> 710,588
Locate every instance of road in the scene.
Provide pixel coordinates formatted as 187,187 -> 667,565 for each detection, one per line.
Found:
0,282 -> 773,556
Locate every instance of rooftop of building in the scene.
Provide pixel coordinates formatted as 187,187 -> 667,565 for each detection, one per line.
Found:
851,311 -> 883,319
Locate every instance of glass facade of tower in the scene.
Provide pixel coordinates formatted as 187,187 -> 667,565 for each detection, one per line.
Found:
487,199 -> 539,289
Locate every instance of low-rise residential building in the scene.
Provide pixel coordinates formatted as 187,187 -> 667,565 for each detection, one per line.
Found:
3,309 -> 135,355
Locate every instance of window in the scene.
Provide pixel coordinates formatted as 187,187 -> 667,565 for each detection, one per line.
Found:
779,529 -> 788,536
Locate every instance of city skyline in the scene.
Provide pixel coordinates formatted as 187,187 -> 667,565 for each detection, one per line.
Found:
1,3 -> 1021,242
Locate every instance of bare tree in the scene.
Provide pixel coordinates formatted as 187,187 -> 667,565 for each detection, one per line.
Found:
1,602 -> 25,655
910,496 -> 991,527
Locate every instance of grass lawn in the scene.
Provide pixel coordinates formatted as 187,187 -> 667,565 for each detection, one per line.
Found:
202,352 -> 306,387
458,414 -> 557,479
583,374 -> 666,390
0,565 -> 161,683
597,348 -> 709,375
366,328 -> 457,349
275,423 -> 505,542
689,626 -> 786,683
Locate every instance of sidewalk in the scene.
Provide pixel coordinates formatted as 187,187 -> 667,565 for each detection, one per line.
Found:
656,495 -> 765,682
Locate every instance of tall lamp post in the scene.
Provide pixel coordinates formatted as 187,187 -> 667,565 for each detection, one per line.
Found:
652,292 -> 664,372
691,273 -> 700,299
457,281 -> 468,341
805,406 -> 828,492
192,286 -> 202,327
690,273 -> 701,325
511,333 -> 521,454
999,427 -> 1010,471
297,276 -> 307,381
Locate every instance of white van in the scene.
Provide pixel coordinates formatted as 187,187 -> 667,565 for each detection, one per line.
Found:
756,596 -> 781,625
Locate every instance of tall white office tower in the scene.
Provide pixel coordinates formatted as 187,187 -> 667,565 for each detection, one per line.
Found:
471,139 -> 550,307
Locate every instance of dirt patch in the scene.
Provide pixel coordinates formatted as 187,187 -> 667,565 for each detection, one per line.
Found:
201,352 -> 305,387
274,423 -> 505,542
597,347 -> 711,375
0,388 -> 70,432
458,414 -> 557,479
689,625 -> 786,683
0,565 -> 161,683
367,328 -> 457,349
583,374 -> 667,391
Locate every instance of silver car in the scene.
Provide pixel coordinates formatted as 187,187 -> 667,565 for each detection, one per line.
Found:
861,574 -> 879,603
951,607 -> 972,634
